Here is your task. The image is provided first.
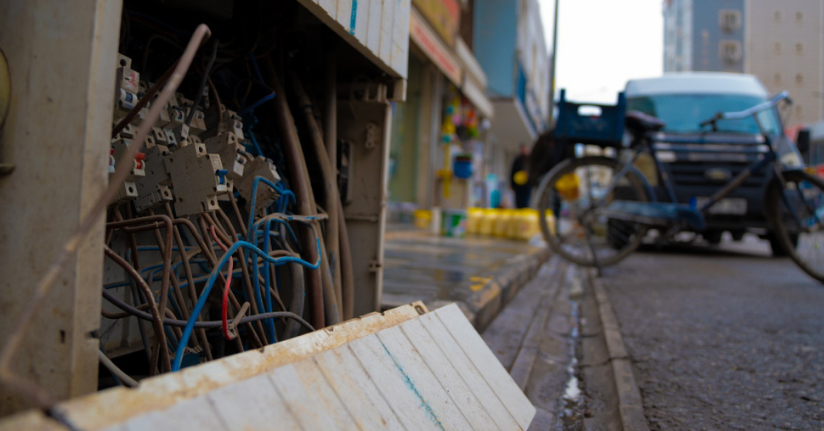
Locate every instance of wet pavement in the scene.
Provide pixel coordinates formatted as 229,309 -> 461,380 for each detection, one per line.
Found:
599,235 -> 824,430
382,227 -> 549,328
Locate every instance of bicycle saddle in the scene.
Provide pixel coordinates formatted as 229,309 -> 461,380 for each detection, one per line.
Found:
625,111 -> 666,134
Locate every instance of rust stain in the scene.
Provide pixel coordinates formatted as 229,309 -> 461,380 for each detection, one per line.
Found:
31,303 -> 425,430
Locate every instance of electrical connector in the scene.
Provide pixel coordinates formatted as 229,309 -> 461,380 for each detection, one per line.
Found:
164,143 -> 228,216
202,106 -> 244,140
235,156 -> 281,214
134,144 -> 174,213
113,55 -> 140,118
204,132 -> 247,190
109,138 -> 146,204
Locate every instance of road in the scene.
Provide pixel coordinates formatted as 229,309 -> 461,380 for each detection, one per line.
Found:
599,235 -> 824,430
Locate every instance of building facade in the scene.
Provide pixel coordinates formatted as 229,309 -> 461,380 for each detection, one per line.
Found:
474,0 -> 551,148
745,1 -> 824,125
388,0 -> 552,212
663,0 -> 824,125
473,0 -> 552,207
388,0 -> 500,212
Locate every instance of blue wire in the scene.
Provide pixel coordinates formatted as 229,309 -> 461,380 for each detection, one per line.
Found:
247,127 -> 264,157
263,219 -> 277,342
172,239 -> 321,371
249,53 -> 266,84
246,177 -> 282,235
243,91 -> 276,113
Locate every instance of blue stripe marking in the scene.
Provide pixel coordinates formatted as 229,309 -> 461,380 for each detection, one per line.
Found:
349,0 -> 358,35
379,339 -> 445,430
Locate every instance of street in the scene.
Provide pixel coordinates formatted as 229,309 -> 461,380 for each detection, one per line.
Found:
600,236 -> 824,430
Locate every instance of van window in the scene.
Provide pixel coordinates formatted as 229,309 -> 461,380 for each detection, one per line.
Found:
626,94 -> 780,135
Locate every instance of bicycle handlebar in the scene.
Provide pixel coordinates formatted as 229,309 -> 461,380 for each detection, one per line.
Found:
699,91 -> 791,128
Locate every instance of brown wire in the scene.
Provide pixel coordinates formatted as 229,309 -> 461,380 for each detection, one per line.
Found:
262,57 -> 325,329
164,203 -> 210,356
0,25 -> 212,411
145,209 -> 211,361
198,215 -> 266,347
103,246 -> 171,373
107,215 -> 174,374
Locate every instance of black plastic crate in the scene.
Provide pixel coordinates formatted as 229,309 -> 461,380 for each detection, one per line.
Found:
555,89 -> 626,148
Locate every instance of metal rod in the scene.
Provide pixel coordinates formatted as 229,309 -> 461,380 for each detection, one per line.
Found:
0,25 -> 212,411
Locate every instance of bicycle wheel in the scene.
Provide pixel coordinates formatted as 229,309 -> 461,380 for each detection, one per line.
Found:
766,170 -> 824,283
535,156 -> 649,267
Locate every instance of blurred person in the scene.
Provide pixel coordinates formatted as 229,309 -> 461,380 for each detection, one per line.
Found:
528,129 -> 568,214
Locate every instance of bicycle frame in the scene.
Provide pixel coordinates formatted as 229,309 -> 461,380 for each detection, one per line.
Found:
593,91 -> 814,231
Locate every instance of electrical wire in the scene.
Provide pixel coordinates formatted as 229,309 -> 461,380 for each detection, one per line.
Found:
0,25 -> 211,411
186,40 -> 218,127
97,350 -> 139,388
101,291 -> 314,344
172,238 -> 321,371
210,226 -> 234,340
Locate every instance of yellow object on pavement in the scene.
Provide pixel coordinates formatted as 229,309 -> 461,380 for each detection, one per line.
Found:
479,209 -> 497,236
467,207 -> 483,234
413,209 -> 431,230
494,210 -> 513,237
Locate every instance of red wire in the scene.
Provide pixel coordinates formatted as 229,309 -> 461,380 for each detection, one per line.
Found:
210,226 -> 234,340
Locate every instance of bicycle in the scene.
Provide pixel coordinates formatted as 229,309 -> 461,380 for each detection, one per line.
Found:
534,91 -> 824,283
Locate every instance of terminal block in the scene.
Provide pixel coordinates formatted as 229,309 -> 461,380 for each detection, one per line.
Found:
134,144 -> 174,213
203,106 -> 244,140
164,143 -> 228,216
137,82 -> 172,128
109,138 -> 146,205
113,55 -> 140,118
188,109 -> 208,136
204,132 -> 247,188
235,156 -> 281,215
117,122 -> 136,139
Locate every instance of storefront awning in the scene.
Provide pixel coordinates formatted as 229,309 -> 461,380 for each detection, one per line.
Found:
456,38 -> 493,119
410,7 -> 493,119
490,98 -> 538,150
410,8 -> 462,86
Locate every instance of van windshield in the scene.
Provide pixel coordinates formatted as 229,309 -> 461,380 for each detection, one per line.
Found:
626,94 -> 781,135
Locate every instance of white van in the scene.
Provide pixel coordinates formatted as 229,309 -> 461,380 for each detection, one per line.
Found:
624,72 -> 804,253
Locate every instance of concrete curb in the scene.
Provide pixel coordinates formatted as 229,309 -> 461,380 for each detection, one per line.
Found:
587,268 -> 649,431
461,247 -> 552,331
508,262 -> 565,391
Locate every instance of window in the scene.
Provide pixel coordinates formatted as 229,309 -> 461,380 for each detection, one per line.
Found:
775,42 -> 782,53
795,105 -> 803,120
719,10 -> 741,32
720,40 -> 742,62
626,94 -> 781,135
774,11 -> 782,22
774,73 -> 782,84
796,73 -> 804,85
796,11 -> 803,22
796,43 -> 804,54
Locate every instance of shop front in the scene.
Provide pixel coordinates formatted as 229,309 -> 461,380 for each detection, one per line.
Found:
388,0 -> 499,226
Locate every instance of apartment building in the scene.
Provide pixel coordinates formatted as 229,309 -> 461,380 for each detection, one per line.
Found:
663,0 -> 824,124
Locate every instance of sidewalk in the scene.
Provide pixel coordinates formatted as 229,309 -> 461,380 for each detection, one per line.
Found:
382,226 -> 551,330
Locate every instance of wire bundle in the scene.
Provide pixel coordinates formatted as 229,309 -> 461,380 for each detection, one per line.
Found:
102,177 -> 325,378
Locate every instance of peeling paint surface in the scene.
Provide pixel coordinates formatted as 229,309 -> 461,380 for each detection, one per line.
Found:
0,302 -> 535,430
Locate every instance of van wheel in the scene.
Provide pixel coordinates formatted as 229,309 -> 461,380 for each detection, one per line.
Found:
768,232 -> 798,257
704,230 -> 723,245
731,231 -> 745,241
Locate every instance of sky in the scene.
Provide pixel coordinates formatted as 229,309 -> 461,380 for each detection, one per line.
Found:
539,0 -> 664,104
